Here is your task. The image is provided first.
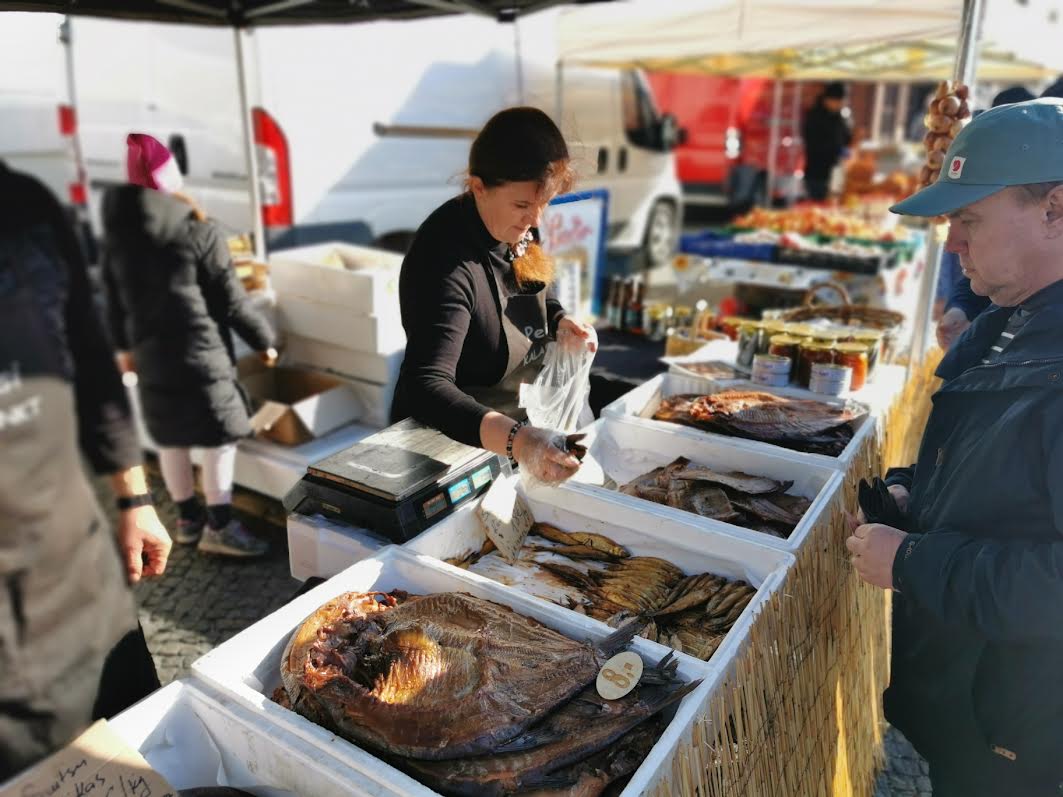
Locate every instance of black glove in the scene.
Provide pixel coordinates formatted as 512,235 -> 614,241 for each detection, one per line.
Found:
857,477 -> 909,532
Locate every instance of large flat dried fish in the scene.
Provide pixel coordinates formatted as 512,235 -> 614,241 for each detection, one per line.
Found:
672,466 -> 785,495
685,485 -> 740,522
400,664 -> 698,796
280,591 -> 638,760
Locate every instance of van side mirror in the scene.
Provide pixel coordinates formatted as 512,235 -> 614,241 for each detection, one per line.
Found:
677,126 -> 689,147
658,113 -> 682,151
168,134 -> 189,176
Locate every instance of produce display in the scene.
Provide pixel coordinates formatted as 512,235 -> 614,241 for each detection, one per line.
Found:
450,523 -> 758,661
620,456 -> 811,539
918,80 -> 971,191
277,589 -> 697,796
732,206 -> 910,243
653,390 -> 864,456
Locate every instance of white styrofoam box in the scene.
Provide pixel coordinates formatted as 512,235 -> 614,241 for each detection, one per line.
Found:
276,293 -> 406,356
269,241 -> 402,315
192,546 -> 714,797
559,417 -> 843,553
601,371 -> 875,471
407,483 -> 793,675
108,680 -> 385,796
284,332 -> 405,386
287,512 -> 389,581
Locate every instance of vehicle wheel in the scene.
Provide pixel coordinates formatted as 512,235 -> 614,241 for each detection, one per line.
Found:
642,200 -> 677,269
373,231 -> 417,254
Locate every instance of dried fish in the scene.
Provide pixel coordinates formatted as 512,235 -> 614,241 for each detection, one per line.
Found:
655,574 -> 726,617
672,467 -> 784,495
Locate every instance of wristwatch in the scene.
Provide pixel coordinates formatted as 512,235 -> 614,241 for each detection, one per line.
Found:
116,493 -> 153,511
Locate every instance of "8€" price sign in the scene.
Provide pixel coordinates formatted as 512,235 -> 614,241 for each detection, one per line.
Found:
595,651 -> 644,700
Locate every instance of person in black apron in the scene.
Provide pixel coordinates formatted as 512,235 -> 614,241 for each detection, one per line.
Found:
391,107 -> 596,482
0,161 -> 171,778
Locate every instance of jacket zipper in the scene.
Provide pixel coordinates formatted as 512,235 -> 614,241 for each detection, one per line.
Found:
958,356 -> 1063,378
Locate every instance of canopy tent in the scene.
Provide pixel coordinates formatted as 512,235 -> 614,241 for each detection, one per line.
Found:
557,0 -> 1063,81
6,0 -> 612,257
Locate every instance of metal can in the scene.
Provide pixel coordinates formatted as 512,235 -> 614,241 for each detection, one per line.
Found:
752,354 -> 792,387
810,363 -> 853,396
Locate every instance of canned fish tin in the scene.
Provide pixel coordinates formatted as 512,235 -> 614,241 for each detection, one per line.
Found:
752,354 -> 792,387
810,363 -> 852,396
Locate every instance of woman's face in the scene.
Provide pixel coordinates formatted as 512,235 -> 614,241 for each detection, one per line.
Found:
470,177 -> 554,245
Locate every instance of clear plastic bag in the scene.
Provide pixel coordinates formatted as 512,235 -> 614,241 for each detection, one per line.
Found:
520,330 -> 595,433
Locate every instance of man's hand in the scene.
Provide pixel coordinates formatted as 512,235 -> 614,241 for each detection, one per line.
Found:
259,347 -> 279,367
115,351 -> 136,374
936,307 -> 971,349
117,505 -> 173,585
557,316 -> 598,353
846,523 -> 907,589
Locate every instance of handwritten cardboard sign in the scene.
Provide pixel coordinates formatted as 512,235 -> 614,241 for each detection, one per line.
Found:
477,473 -> 534,563
0,720 -> 175,797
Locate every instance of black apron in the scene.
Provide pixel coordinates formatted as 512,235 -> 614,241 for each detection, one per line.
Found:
465,254 -> 550,417
0,228 -> 142,776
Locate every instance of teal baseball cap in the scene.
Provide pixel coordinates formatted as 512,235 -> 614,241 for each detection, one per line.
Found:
891,98 -> 1063,217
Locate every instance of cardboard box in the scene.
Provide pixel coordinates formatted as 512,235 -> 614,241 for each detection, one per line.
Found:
269,241 -> 402,315
0,720 -> 174,797
239,359 -> 363,446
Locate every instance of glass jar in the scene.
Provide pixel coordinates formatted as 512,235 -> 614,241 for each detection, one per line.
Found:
834,342 -> 870,391
757,320 -> 786,355
797,341 -> 836,388
736,321 -> 763,370
850,330 -> 884,374
768,334 -> 802,379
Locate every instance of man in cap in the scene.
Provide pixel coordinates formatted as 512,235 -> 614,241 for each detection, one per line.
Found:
847,98 -> 1063,795
802,81 -> 852,200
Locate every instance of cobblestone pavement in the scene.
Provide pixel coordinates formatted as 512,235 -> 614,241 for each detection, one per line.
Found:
102,471 -> 930,795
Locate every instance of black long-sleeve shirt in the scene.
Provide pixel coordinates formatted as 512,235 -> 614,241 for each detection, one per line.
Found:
390,194 -> 565,446
0,161 -> 140,474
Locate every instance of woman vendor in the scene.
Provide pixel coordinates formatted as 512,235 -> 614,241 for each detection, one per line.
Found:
391,107 -> 596,483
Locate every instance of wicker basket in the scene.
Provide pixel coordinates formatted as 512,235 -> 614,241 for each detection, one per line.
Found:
780,281 -> 905,331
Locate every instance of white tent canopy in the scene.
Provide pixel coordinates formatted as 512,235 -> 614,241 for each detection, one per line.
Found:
557,0 -> 1063,80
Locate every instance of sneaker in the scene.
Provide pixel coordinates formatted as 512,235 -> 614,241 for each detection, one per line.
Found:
173,516 -> 206,545
197,519 -> 268,558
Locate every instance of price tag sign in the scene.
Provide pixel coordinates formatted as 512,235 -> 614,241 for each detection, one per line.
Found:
477,472 -> 534,564
596,651 -> 644,700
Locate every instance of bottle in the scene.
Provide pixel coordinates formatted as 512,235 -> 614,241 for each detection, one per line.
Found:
625,278 -> 645,335
605,276 -> 621,329
617,278 -> 634,331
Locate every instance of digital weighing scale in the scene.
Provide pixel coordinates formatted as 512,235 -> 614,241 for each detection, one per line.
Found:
282,418 -> 506,543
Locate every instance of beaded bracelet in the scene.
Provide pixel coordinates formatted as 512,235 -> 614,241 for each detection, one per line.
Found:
506,419 -> 527,467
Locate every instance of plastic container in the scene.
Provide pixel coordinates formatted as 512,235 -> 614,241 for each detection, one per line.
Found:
600,371 -> 875,473
287,512 -> 389,581
191,546 -> 713,797
109,680 -> 383,796
751,354 -> 791,387
407,482 -> 793,670
810,363 -> 853,396
560,417 -> 842,553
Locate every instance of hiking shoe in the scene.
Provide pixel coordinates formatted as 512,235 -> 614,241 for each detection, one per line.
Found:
173,516 -> 206,545
197,519 -> 268,558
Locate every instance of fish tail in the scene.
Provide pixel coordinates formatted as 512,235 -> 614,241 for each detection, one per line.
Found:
596,617 -> 642,656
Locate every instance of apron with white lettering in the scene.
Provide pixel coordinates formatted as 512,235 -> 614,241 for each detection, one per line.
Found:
465,254 -> 550,419
0,223 -> 138,775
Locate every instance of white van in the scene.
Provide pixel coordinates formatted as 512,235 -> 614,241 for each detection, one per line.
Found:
67,10 -> 683,266
0,13 -> 92,255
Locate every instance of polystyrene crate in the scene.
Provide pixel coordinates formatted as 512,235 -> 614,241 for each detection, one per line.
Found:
600,370 -> 875,472
108,680 -> 384,796
557,417 -> 843,553
287,512 -> 389,581
269,241 -> 402,316
406,483 -> 793,673
191,546 -> 713,797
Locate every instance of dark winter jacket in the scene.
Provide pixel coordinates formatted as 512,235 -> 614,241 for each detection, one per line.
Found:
884,278 -> 1063,793
101,186 -> 275,447
801,99 -> 852,180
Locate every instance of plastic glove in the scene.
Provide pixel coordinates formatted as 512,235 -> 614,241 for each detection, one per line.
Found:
512,425 -> 581,484
557,316 -> 598,353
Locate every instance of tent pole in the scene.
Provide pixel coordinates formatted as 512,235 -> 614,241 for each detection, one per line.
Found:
234,26 -> 266,262
788,81 -> 803,206
871,81 -> 886,143
513,20 -> 525,104
894,83 -> 911,142
765,76 -> 783,206
909,0 -> 984,363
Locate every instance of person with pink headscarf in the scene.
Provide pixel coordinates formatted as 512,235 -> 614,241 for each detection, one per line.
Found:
101,133 -> 277,558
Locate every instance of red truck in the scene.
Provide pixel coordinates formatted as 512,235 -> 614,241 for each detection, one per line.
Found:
647,74 -> 824,209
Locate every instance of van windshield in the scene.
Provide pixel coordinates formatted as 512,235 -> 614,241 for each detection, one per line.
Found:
621,71 -> 661,149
